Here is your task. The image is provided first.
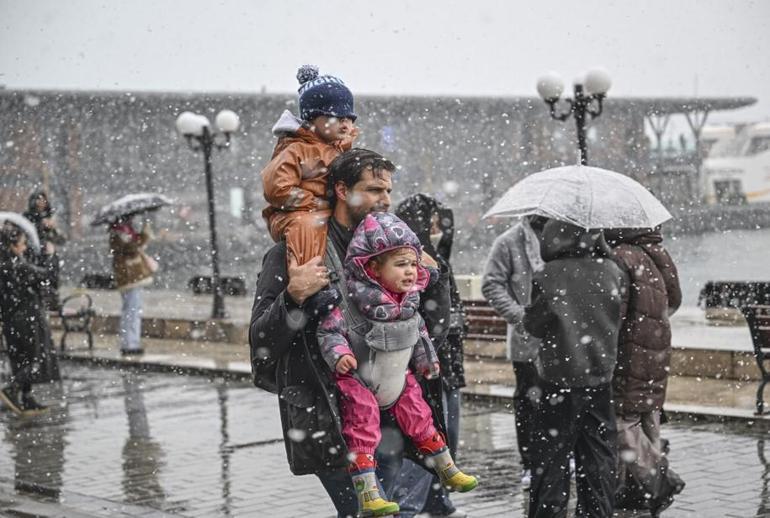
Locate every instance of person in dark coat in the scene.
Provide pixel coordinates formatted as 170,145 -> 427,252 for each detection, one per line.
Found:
249,149 -> 451,517
392,193 -> 468,517
23,190 -> 66,310
605,228 -> 685,516
0,222 -> 60,415
524,219 -> 628,518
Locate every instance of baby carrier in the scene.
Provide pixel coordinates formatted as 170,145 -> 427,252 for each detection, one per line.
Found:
325,237 -> 424,408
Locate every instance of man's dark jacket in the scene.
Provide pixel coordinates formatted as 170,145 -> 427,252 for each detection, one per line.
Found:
249,219 -> 450,475
524,220 -> 628,388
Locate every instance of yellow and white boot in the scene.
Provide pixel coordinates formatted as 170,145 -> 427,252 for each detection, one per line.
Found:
426,447 -> 478,493
350,453 -> 400,517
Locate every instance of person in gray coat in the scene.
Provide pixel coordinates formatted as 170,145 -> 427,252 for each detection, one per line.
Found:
481,215 -> 547,490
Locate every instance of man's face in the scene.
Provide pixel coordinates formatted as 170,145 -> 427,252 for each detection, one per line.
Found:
339,168 -> 393,226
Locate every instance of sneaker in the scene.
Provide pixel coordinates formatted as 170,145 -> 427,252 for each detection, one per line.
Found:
0,387 -> 23,415
21,394 -> 49,415
521,469 -> 532,491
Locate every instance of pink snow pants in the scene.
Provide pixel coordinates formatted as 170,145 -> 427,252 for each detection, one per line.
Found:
336,370 -> 437,455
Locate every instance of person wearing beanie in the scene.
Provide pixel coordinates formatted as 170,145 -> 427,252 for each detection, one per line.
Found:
260,65 -> 358,315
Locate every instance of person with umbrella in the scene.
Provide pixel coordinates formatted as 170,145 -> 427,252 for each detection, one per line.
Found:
484,164 -> 673,516
93,193 -> 170,356
0,221 -> 59,415
523,219 -> 628,517
109,214 -> 154,356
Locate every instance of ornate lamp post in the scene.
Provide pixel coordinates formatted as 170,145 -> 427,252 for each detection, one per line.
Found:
536,69 -> 612,165
175,109 -> 240,319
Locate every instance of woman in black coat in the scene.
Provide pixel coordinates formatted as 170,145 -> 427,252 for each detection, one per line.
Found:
23,190 -> 66,310
0,222 -> 59,415
393,194 -> 468,518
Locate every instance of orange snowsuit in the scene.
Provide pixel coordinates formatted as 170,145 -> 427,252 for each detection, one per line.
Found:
261,127 -> 351,264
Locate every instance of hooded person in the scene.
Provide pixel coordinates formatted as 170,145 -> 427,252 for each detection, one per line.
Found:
524,219 -> 628,518
260,65 -> 358,315
605,227 -> 685,516
317,212 -> 478,517
392,194 -> 468,517
23,190 -> 66,309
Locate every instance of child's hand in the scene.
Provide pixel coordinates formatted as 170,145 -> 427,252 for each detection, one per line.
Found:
336,354 -> 358,374
423,362 -> 440,380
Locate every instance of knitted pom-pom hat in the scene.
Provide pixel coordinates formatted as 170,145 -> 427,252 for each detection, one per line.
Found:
296,65 -> 357,122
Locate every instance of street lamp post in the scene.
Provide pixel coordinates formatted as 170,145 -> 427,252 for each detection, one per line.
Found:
175,109 -> 240,319
536,69 -> 612,165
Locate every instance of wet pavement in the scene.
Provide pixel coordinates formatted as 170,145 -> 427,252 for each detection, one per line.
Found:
2,363 -> 770,517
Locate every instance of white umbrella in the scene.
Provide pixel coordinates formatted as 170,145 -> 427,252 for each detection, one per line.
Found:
0,211 -> 41,252
91,193 -> 174,226
483,165 -> 672,229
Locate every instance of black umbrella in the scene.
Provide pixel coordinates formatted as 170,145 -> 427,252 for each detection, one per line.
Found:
90,193 -> 173,226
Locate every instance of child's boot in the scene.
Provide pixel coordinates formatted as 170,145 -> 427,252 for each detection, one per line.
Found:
349,453 -> 399,517
417,433 -> 478,493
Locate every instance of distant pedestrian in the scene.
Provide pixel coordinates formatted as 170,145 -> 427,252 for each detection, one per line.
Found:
524,219 -> 628,518
393,194 -> 469,517
605,228 -> 685,516
23,190 -> 66,310
482,215 -> 548,491
109,215 -> 154,356
260,65 -> 358,315
317,212 -> 478,517
0,222 -> 59,416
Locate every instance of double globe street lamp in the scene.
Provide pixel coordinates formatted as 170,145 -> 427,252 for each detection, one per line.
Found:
175,109 -> 240,319
536,69 -> 612,165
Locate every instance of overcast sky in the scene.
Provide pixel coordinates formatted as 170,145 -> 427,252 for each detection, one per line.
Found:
2,0 -> 769,124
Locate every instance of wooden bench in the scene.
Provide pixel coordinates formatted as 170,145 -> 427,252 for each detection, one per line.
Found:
464,300 -> 507,342
741,304 -> 770,415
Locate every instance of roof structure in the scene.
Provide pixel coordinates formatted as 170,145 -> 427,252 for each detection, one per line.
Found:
607,96 -> 757,115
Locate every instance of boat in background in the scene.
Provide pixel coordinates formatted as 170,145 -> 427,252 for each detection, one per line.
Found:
703,122 -> 770,204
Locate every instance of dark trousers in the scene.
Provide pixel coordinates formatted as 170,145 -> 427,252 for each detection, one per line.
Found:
529,382 -> 617,518
513,360 -> 538,470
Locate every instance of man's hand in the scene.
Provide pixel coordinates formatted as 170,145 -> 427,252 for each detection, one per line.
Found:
42,217 -> 55,229
286,254 -> 329,306
44,242 -> 55,255
336,354 -> 358,374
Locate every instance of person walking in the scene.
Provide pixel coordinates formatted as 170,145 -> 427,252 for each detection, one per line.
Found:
605,228 -> 685,516
0,222 -> 59,415
524,219 -> 628,518
23,190 -> 66,310
481,215 -> 547,490
109,215 -> 154,356
392,193 -> 469,517
249,149 -> 452,518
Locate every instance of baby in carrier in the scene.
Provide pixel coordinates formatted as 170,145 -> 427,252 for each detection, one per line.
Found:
318,212 -> 477,517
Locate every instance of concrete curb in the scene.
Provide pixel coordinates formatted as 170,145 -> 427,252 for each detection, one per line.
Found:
59,354 -> 770,429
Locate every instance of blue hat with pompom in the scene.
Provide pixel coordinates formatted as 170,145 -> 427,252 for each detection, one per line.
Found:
296,65 -> 357,122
